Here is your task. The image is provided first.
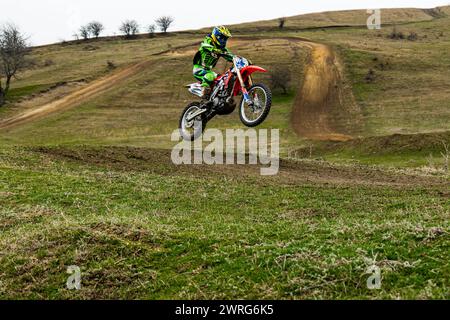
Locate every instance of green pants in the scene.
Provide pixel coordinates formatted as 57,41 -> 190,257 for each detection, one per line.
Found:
193,65 -> 217,88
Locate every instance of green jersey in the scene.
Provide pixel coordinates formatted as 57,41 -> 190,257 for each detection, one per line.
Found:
193,35 -> 233,70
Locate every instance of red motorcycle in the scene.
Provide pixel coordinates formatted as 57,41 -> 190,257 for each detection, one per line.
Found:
180,56 -> 272,141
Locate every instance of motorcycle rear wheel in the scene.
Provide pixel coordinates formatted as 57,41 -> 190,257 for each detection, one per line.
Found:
179,102 -> 207,141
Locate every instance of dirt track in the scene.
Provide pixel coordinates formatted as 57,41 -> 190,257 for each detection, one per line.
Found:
0,61 -> 154,130
35,146 -> 448,189
291,42 -> 361,141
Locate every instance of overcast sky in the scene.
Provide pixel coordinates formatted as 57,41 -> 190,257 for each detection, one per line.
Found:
1,0 -> 449,45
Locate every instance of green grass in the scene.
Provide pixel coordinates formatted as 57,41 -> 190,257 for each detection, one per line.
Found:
291,132 -> 450,170
324,151 -> 448,169
6,84 -> 54,103
0,147 -> 448,299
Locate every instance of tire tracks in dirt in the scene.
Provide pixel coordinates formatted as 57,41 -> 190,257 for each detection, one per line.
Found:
291,41 -> 362,141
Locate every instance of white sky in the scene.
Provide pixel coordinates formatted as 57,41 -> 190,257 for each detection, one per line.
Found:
1,0 -> 449,45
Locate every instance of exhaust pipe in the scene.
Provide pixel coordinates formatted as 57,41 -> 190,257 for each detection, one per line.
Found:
186,108 -> 208,122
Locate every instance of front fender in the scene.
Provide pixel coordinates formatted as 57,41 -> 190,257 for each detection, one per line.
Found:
232,65 -> 268,96
241,65 -> 267,77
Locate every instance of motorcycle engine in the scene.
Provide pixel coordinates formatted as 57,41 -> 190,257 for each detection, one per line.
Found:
212,77 -> 237,115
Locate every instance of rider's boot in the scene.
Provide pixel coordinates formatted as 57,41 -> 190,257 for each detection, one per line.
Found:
201,86 -> 212,100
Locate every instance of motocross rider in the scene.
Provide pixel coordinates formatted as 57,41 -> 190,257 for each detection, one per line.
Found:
193,26 -> 234,99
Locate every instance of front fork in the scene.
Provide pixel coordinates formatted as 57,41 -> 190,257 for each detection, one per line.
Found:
248,75 -> 254,87
234,56 -> 254,106
240,76 -> 254,105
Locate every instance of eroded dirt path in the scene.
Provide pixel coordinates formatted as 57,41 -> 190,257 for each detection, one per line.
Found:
0,61 -> 152,130
292,42 -> 361,141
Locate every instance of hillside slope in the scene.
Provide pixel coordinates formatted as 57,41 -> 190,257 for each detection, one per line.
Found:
231,7 -> 445,32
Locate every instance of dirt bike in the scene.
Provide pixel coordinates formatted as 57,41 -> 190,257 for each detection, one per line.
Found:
179,55 -> 272,141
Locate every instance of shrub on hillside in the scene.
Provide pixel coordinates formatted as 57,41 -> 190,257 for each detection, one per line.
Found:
106,61 -> 117,70
269,65 -> 291,94
388,26 -> 404,40
407,32 -> 418,41
43,59 -> 54,67
365,69 -> 376,83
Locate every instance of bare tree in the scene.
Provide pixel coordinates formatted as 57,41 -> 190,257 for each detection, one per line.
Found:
156,16 -> 174,33
88,21 -> 104,39
269,65 -> 291,94
79,25 -> 90,40
278,17 -> 286,29
119,20 -> 139,38
147,24 -> 156,38
0,24 -> 28,106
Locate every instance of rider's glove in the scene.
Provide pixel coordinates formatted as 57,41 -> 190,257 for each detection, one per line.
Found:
223,52 -> 235,61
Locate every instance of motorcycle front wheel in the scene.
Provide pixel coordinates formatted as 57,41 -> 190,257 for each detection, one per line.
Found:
179,102 -> 207,141
239,83 -> 272,127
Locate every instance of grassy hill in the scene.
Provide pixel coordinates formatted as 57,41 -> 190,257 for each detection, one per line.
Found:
230,7 -> 442,32
0,6 -> 449,299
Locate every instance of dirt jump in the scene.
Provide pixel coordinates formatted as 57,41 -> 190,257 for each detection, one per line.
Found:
291,41 -> 362,141
36,146 -> 448,188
